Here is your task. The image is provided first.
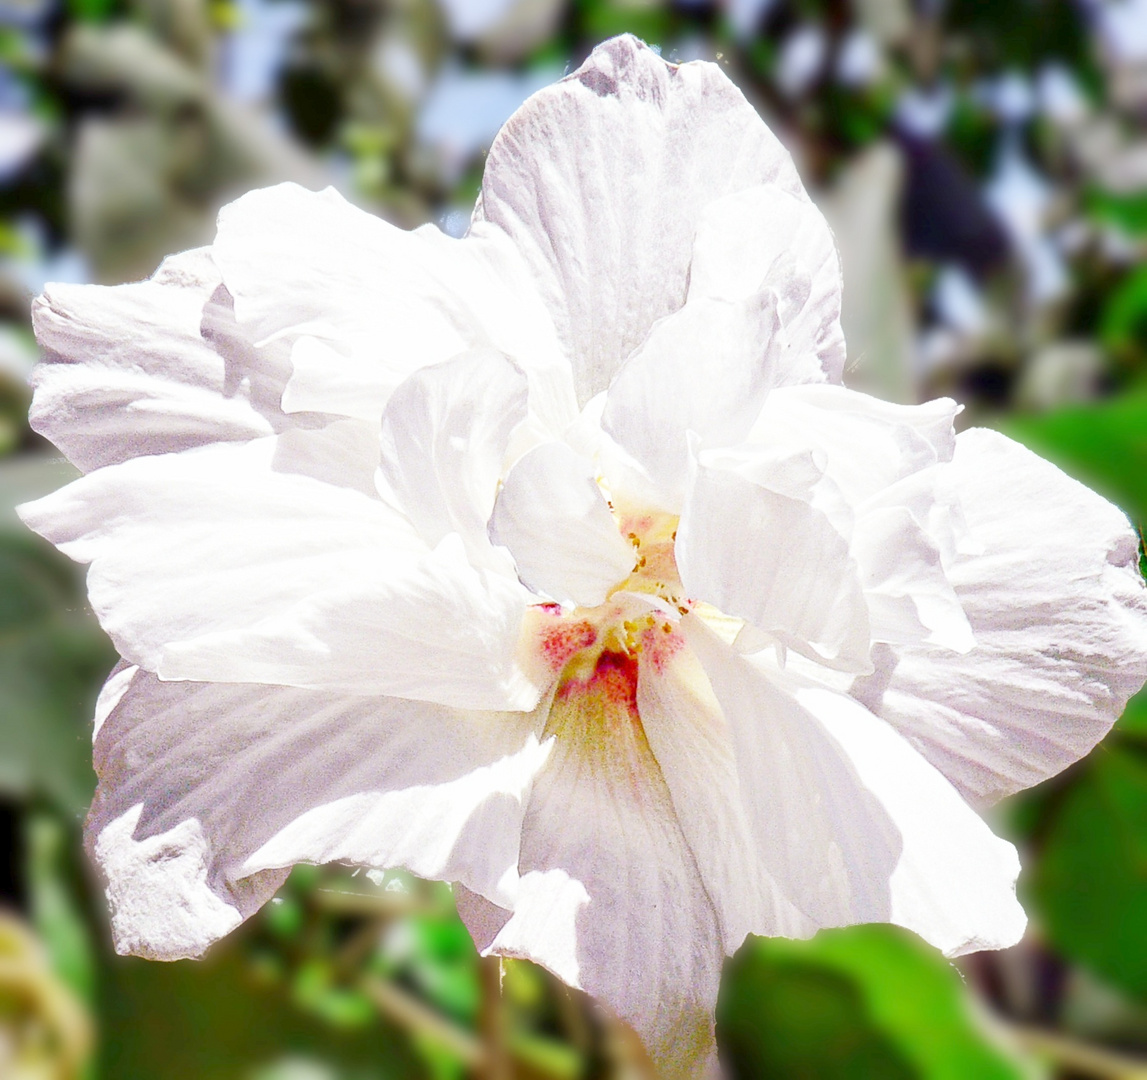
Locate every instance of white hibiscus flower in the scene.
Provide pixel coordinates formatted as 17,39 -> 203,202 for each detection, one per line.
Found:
18,35 -> 1147,1077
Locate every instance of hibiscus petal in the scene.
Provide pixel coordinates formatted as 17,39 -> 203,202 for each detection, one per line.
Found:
475,35 -> 806,406
379,350 -> 528,559
688,184 -> 845,383
746,384 -> 959,505
474,652 -> 723,1078
19,438 -> 541,710
634,637 -> 815,950
852,428 -> 1147,804
213,184 -> 576,432
88,663 -> 550,959
852,505 -> 975,652
29,248 -> 281,472
489,441 -> 635,606
600,294 -> 783,506
677,459 -> 871,671
686,620 -> 1027,957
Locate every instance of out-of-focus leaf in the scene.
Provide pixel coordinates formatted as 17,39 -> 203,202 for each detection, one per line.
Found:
1118,689 -> 1147,737
292,959 -> 376,1029
0,456 -> 114,816
1002,391 -> 1147,525
26,812 -> 97,1007
67,0 -> 119,24
1098,267 -> 1147,365
381,912 -> 480,1025
100,936 -> 425,1079
576,0 -> 670,44
1033,746 -> 1147,1002
717,926 -> 1026,1080
0,456 -> 81,531
1085,187 -> 1147,237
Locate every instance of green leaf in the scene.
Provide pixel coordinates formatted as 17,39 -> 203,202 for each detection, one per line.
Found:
1085,187 -> 1147,237
0,457 -> 114,814
575,0 -> 671,45
0,531 -> 115,814
718,926 -> 1025,1080
1032,746 -> 1147,1002
1117,690 -> 1147,738
100,936 -> 425,1079
1099,267 -> 1147,364
26,812 -> 98,1007
1001,391 -> 1147,526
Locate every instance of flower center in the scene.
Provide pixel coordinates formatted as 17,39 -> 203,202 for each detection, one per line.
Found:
613,509 -> 688,613
526,508 -> 691,696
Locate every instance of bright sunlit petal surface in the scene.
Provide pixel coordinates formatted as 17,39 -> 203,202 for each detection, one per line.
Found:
18,34 -> 1147,1076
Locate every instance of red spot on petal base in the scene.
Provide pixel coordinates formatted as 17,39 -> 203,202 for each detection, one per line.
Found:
640,622 -> 685,675
539,618 -> 598,673
558,649 -> 639,713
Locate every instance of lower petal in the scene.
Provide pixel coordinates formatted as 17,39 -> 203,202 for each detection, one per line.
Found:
635,635 -> 815,950
476,650 -> 724,1078
88,663 -> 550,960
687,619 -> 1026,957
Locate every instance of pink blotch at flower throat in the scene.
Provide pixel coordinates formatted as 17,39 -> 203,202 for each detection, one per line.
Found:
532,508 -> 691,732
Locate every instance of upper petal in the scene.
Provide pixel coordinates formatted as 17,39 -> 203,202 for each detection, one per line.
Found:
687,184 -> 845,384
852,428 -> 1147,804
745,385 -> 959,501
475,35 -> 806,406
852,504 -> 975,653
29,248 -> 284,472
213,183 -> 576,433
600,293 -> 784,507
489,441 -> 635,607
677,457 -> 872,671
88,663 -> 549,959
19,437 -> 541,711
379,349 -> 528,563
686,619 -> 1027,957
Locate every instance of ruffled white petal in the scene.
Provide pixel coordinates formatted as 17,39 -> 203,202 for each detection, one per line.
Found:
853,428 -> 1147,804
678,458 -> 871,671
852,505 -> 975,652
489,441 -> 635,607
746,385 -> 958,506
88,663 -> 549,959
600,294 -> 783,506
29,249 -> 283,472
213,184 -> 576,433
19,438 -> 541,711
475,35 -> 806,406
475,654 -> 723,1078
688,184 -> 845,383
686,620 -> 1027,957
379,350 -> 528,562
634,638 -> 815,950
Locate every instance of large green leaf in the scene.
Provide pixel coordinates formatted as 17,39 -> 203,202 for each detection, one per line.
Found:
996,400 -> 1147,1000
1031,746 -> 1147,1002
1000,390 -> 1147,527
717,926 -> 1025,1080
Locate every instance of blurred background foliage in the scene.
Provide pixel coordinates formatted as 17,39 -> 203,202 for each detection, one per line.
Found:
1,0 -> 1147,1076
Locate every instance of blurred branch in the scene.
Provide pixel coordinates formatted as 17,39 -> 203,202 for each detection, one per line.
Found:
1008,1024 -> 1147,1080
361,972 -> 484,1068
479,955 -> 511,1080
312,886 -> 427,917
